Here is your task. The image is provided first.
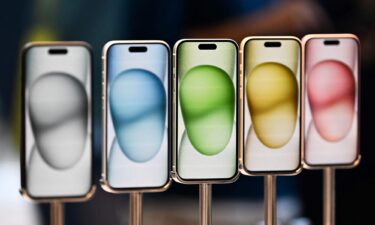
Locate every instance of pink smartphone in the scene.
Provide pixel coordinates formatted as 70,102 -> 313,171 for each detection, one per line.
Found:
302,34 -> 360,168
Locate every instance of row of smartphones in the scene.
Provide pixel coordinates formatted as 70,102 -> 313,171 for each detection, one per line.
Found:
20,34 -> 360,201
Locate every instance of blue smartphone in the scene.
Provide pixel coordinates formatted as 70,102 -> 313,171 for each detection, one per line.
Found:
101,41 -> 171,192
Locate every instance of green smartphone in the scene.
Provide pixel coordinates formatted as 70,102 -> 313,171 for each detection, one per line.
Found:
172,39 -> 239,184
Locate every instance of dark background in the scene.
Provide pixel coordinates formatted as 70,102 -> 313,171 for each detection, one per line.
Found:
0,0 -> 374,224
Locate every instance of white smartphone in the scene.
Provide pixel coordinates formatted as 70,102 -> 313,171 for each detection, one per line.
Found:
101,41 -> 171,192
20,42 -> 94,201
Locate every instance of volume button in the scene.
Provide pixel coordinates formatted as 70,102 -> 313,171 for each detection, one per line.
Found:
173,52 -> 177,77
101,56 -> 105,70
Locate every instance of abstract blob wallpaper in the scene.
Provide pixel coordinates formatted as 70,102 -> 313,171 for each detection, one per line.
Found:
243,38 -> 301,173
176,41 -> 238,180
304,37 -> 359,166
106,43 -> 169,188
24,45 -> 92,197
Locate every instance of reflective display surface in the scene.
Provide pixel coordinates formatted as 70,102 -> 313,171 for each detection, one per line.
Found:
23,44 -> 92,198
242,38 -> 301,173
304,35 -> 359,166
105,42 -> 169,189
175,40 -> 238,181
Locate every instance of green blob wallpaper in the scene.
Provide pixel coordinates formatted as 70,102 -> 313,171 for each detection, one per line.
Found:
180,65 -> 235,156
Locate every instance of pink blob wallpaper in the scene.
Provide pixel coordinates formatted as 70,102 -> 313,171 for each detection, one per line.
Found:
308,60 -> 355,142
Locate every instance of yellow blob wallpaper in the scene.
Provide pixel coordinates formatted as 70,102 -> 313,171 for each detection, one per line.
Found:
247,62 -> 298,148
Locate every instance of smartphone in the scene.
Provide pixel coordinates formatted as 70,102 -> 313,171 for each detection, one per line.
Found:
20,42 -> 95,201
240,37 -> 302,175
172,39 -> 239,183
302,34 -> 360,168
101,41 -> 171,192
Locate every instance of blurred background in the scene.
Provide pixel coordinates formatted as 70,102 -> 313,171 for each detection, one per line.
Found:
1,0 -> 374,224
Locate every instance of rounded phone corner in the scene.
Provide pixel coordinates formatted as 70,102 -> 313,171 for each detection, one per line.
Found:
79,185 -> 97,202
292,164 -> 303,175
170,170 -> 186,184
351,154 -> 361,168
156,178 -> 173,192
100,178 -> 119,194
228,170 -> 240,183
19,188 -> 48,203
336,154 -> 361,170
19,188 -> 35,202
302,158 -> 324,170
239,162 -> 251,176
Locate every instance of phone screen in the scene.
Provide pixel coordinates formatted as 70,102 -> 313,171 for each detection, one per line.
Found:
22,44 -> 93,198
175,40 -> 238,181
304,36 -> 359,166
242,38 -> 301,174
105,42 -> 170,189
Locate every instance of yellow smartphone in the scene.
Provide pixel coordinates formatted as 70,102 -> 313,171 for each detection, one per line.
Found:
240,36 -> 303,175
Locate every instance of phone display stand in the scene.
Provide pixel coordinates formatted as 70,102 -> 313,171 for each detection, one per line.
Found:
130,192 -> 143,225
323,167 -> 335,225
264,175 -> 277,225
199,183 -> 212,225
51,201 -> 64,225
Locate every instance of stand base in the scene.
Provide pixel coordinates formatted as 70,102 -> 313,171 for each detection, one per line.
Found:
264,175 -> 276,225
130,192 -> 143,225
199,183 -> 212,225
50,201 -> 64,225
323,167 -> 335,225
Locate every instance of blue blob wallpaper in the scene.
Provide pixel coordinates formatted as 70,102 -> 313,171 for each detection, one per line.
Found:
109,69 -> 166,162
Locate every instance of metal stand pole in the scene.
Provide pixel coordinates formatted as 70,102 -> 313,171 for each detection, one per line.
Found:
130,192 -> 143,225
50,201 -> 64,225
199,183 -> 212,225
323,167 -> 335,225
264,175 -> 277,225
